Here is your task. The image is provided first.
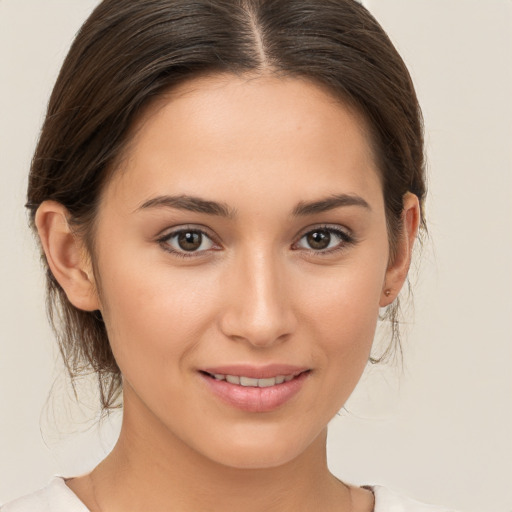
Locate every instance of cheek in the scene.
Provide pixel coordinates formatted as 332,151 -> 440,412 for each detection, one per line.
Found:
96,254 -> 220,384
301,258 -> 385,341
297,258 -> 387,401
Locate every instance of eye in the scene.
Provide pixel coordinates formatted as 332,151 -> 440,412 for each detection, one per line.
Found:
158,228 -> 217,256
294,226 -> 353,253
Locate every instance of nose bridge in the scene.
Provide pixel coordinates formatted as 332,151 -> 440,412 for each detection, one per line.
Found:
220,246 -> 295,347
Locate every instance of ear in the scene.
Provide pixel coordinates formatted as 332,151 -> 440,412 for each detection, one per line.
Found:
35,201 -> 100,312
380,192 -> 421,307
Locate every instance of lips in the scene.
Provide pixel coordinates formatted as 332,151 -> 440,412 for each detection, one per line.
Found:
210,373 -> 295,387
199,365 -> 310,412
201,364 -> 309,380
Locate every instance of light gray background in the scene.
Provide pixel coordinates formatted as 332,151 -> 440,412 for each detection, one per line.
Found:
1,1 -> 511,511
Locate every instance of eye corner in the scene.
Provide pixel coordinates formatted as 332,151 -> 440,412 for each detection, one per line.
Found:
292,224 -> 356,255
156,226 -> 221,258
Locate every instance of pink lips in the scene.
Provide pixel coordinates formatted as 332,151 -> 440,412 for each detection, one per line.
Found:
199,365 -> 310,413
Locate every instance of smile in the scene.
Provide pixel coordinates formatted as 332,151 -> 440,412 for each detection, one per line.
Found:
207,373 -> 298,388
200,368 -> 310,412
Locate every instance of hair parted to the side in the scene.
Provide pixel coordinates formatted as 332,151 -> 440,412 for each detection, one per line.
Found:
27,0 -> 426,412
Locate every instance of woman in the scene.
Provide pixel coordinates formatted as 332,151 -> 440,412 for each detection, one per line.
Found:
1,0 -> 456,510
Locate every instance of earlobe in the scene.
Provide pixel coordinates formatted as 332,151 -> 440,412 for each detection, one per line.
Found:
380,193 -> 420,307
35,201 -> 100,312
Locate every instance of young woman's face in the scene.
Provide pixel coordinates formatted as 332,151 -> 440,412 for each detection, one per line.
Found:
92,74 -> 397,468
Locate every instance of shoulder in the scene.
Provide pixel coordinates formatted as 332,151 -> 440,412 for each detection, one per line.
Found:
371,486 -> 459,512
1,478 -> 89,512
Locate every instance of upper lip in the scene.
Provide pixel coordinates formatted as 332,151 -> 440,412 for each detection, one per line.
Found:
200,364 -> 310,379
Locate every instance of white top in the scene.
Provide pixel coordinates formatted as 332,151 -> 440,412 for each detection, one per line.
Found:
1,477 -> 458,511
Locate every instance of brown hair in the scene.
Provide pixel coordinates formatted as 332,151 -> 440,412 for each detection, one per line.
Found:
27,0 -> 426,411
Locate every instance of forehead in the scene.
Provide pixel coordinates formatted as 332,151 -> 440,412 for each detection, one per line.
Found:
105,73 -> 382,212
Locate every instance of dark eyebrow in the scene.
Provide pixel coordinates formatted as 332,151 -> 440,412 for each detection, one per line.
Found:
137,193 -> 369,218
137,195 -> 236,218
292,194 -> 371,216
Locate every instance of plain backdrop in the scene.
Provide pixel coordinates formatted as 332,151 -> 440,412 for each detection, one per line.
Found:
1,1 -> 511,511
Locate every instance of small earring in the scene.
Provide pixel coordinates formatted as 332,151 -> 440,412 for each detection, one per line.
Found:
384,289 -> 391,297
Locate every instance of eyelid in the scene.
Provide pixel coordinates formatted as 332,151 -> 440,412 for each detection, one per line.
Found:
156,224 -> 222,257
292,224 -> 355,254
293,223 -> 353,241
155,223 -> 355,258
155,223 -> 217,240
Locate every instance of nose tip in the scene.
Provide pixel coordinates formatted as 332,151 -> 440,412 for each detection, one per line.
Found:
224,324 -> 292,348
222,306 -> 295,348
218,256 -> 296,348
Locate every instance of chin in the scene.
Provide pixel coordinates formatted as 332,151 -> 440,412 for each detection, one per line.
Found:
199,424 -> 324,470
213,446 -> 302,470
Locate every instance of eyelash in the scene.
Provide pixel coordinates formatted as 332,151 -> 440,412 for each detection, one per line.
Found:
157,226 -> 219,259
156,225 -> 355,259
293,225 -> 356,256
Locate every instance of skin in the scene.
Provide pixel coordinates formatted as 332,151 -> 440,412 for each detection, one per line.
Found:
36,74 -> 419,512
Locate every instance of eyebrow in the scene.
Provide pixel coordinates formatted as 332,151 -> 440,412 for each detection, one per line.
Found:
137,193 -> 370,218
292,194 -> 371,216
137,195 -> 236,218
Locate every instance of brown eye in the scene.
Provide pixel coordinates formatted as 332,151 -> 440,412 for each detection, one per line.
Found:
306,230 -> 331,250
295,226 -> 353,253
160,228 -> 216,256
177,231 -> 203,251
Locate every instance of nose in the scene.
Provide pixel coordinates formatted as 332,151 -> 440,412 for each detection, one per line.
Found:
218,249 -> 297,348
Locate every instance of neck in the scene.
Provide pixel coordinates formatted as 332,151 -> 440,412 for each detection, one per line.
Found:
84,398 -> 351,512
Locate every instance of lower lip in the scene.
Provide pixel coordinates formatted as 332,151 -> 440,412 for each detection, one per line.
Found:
201,372 -> 309,413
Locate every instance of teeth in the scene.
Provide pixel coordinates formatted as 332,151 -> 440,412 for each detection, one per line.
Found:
240,376 -> 259,387
226,375 -> 240,384
257,377 -> 277,388
212,373 -> 297,387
